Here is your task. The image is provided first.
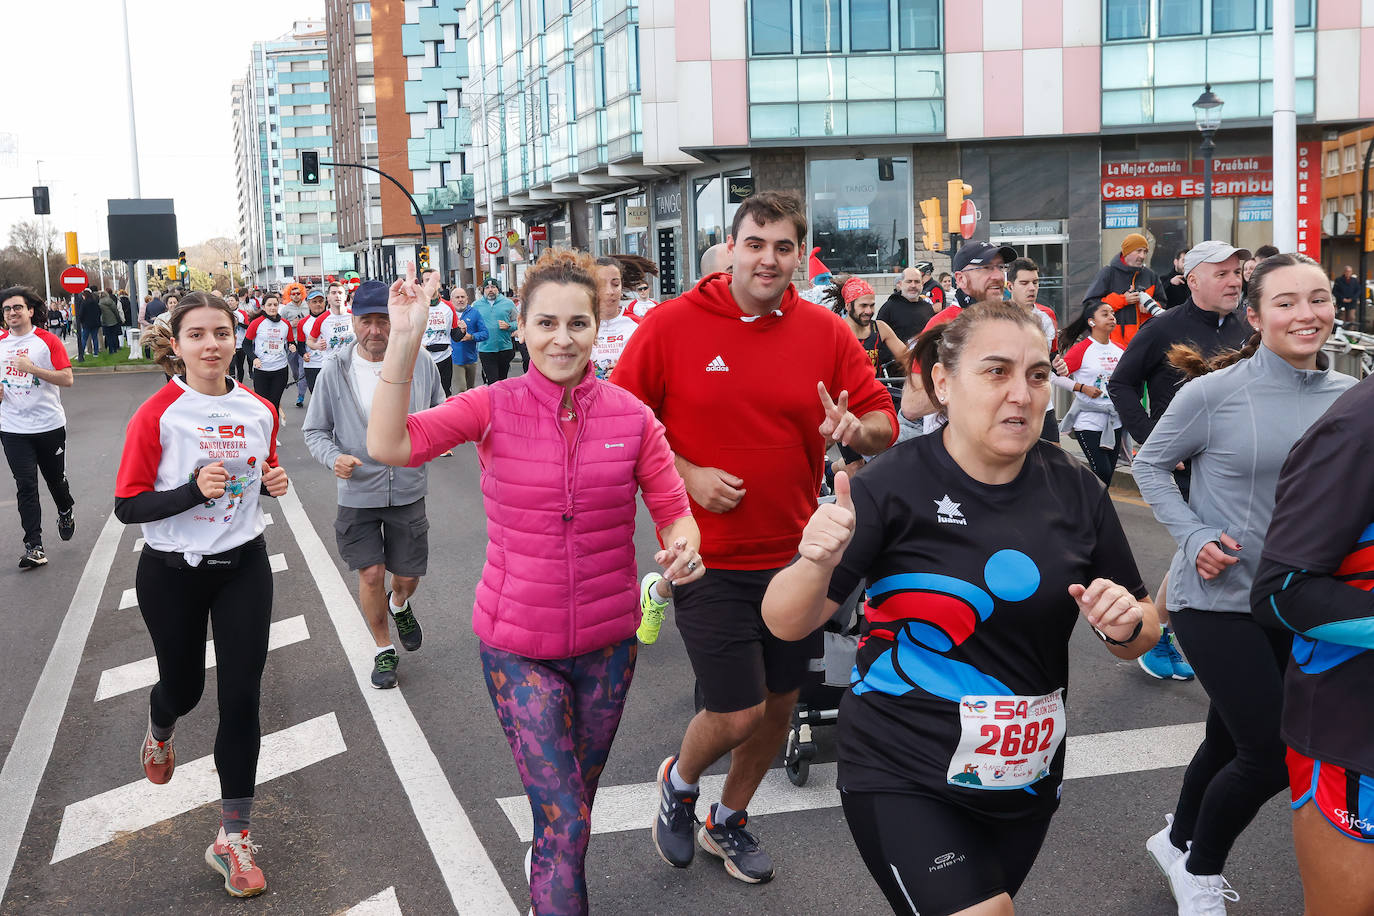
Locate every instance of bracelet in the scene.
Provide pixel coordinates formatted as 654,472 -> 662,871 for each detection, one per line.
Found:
1073,383 -> 1081,393
1094,618 -> 1144,647
380,376 -> 412,384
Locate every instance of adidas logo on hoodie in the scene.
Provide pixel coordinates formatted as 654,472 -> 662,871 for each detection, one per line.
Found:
705,355 -> 730,372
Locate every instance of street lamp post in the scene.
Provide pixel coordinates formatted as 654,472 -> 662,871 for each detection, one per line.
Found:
1193,84 -> 1225,241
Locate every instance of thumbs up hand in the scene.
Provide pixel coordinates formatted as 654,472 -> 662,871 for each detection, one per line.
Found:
798,471 -> 857,569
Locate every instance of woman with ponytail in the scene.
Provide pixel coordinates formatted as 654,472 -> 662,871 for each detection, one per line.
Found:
1133,253 -> 1355,912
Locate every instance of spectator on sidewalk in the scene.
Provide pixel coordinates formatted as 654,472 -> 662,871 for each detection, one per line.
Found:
76,289 -> 102,360
1333,264 -> 1361,325
99,289 -> 123,354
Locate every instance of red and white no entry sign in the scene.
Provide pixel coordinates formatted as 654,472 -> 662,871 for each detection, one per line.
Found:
483,236 -> 503,255
59,266 -> 88,294
959,199 -> 978,239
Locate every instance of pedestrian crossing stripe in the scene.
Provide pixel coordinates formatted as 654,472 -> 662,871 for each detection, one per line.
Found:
346,886 -> 402,915
93,615 -> 310,702
50,712 -> 347,864
495,721 -> 1208,842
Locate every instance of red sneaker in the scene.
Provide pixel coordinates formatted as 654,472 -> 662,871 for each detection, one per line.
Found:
139,719 -> 175,785
205,827 -> 267,898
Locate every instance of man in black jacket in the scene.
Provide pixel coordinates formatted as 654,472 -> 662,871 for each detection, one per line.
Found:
76,289 -> 102,360
1333,265 -> 1361,324
1158,249 -> 1191,308
875,265 -> 936,349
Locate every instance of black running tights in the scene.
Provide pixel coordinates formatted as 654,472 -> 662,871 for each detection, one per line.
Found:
136,539 -> 272,799
252,367 -> 289,413
1167,609 -> 1291,875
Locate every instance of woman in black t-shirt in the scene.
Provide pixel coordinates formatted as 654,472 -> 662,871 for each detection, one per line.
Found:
764,302 -> 1159,916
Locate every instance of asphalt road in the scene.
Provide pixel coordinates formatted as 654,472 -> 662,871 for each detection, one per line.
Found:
0,367 -> 1302,915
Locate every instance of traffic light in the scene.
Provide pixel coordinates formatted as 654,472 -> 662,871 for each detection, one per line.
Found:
179,250 -> 187,278
920,198 -> 944,252
418,246 -> 431,270
877,157 -> 894,182
31,186 -> 49,215
947,179 -> 972,234
301,151 -> 320,185
168,263 -> 178,281
65,232 -> 79,266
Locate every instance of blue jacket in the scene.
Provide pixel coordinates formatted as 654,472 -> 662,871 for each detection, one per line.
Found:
453,303 -> 489,365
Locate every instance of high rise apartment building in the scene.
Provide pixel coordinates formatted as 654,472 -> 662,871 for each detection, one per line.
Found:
232,20 -> 353,288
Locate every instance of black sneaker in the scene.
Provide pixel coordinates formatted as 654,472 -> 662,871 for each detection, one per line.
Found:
295,397 -> 304,408
19,543 -> 46,569
57,508 -> 75,541
370,649 -> 398,689
388,592 -> 423,652
697,804 -> 775,884
652,756 -> 699,868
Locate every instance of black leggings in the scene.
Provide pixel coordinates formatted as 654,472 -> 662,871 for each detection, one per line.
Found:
480,349 -> 515,384
435,356 -> 453,397
1074,428 -> 1122,487
1167,609 -> 1290,875
252,366 -> 289,413
136,538 -> 272,799
842,789 -> 1053,916
1,427 -> 74,547
231,347 -> 247,383
304,366 -> 321,393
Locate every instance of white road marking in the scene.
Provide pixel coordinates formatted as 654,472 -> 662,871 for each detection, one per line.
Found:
51,712 -> 347,864
118,587 -> 136,610
346,886 -> 402,915
277,488 -> 518,915
132,537 -> 144,552
93,616 -> 310,702
269,552 -> 288,573
0,512 -> 123,897
263,512 -> 273,526
496,721 -> 1208,842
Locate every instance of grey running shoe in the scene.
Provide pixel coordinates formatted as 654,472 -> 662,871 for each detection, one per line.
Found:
652,756 -> 699,868
371,648 -> 399,689
388,592 -> 423,652
697,804 -> 775,884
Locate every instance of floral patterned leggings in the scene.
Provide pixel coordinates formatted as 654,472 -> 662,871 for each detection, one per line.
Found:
480,637 -> 638,916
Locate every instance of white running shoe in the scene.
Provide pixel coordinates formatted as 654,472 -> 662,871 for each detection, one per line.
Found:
1166,851 -> 1239,915
1146,812 -> 1186,877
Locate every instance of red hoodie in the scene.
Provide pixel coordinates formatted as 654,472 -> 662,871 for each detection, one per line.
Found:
612,273 -> 898,570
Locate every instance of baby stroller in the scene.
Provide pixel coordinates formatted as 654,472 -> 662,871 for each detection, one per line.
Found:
781,579 -> 865,785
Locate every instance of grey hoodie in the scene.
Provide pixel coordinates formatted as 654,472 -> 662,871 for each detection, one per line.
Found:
302,342 -> 444,509
1134,343 -> 1355,613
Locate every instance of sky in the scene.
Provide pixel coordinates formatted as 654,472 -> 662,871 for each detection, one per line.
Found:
1,0 -> 323,257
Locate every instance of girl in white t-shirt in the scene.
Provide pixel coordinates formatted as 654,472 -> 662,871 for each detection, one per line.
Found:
116,292 -> 290,899
1058,301 -> 1126,485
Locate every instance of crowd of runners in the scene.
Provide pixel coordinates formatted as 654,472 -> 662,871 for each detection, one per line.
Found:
2,186 -> 1372,916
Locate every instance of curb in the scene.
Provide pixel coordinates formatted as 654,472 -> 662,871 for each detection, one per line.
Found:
71,364 -> 161,375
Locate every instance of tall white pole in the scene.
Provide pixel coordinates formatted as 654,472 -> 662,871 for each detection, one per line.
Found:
36,161 -> 51,304
1272,0 -> 1298,253
120,0 -> 147,313
474,7 -> 499,283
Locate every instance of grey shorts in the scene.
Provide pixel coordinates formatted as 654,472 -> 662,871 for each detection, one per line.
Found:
333,498 -> 429,576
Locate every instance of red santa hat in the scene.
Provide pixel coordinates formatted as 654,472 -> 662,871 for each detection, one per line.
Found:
808,247 -> 832,281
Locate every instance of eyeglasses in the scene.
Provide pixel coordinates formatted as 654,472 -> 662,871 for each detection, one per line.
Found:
1,305 -> 28,313
636,286 -> 649,292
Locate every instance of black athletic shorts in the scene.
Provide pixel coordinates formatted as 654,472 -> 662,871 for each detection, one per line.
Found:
842,788 -> 1054,916
673,566 -> 822,713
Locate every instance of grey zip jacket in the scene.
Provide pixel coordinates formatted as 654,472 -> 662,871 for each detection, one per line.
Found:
1134,343 -> 1355,613
302,342 -> 445,508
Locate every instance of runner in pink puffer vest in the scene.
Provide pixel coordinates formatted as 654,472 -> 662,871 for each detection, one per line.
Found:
367,252 -> 703,916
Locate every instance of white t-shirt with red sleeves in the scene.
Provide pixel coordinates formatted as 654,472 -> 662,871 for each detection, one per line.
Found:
1062,337 -> 1125,434
306,311 -> 355,365
296,311 -> 330,367
115,378 -> 280,564
233,309 -> 251,348
0,328 -> 71,434
592,314 -> 638,380
422,300 -> 460,362
245,314 -> 295,371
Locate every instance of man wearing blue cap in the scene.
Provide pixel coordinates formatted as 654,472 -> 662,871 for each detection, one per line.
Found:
302,280 -> 445,688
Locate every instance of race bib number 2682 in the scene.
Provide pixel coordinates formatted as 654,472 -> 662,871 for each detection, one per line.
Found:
946,689 -> 1065,791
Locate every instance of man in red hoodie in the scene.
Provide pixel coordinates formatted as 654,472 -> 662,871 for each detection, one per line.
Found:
613,190 -> 897,884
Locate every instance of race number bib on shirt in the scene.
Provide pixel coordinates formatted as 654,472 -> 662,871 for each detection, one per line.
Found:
946,690 -> 1065,790
1,358 -> 36,389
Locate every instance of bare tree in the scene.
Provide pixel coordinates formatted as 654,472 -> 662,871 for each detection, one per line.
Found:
8,219 -> 57,260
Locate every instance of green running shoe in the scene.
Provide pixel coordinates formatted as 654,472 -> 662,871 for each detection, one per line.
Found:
637,572 -> 670,645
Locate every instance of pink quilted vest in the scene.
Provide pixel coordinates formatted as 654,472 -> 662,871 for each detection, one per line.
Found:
473,366 -> 647,659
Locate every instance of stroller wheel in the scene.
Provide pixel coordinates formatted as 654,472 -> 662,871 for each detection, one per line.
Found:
785,755 -> 810,786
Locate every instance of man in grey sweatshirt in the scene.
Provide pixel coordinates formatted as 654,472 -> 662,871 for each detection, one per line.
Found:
302,280 -> 444,689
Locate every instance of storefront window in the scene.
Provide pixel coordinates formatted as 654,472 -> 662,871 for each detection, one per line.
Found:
808,156 -> 911,275
1265,0 -> 1311,28
751,0 -> 793,55
694,177 -> 725,269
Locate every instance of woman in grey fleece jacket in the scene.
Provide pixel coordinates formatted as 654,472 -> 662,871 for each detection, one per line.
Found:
1133,253 -> 1355,911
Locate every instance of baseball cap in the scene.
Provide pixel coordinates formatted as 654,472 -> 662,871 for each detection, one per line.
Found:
952,241 -> 1017,273
1183,241 -> 1252,277
350,280 -> 390,316
306,288 -> 325,301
